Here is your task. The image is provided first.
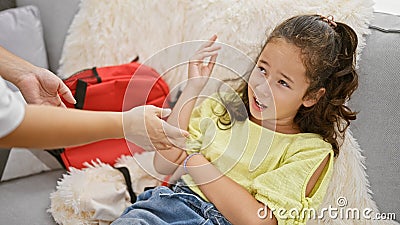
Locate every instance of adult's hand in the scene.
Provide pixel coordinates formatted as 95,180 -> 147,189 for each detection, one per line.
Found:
123,105 -> 189,151
0,46 -> 75,107
14,67 -> 76,107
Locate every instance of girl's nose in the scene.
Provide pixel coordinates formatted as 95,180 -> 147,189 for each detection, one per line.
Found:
254,81 -> 272,98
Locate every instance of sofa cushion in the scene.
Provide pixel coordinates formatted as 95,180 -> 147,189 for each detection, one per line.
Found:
16,0 -> 81,73
0,169 -> 64,225
0,5 -> 48,69
0,0 -> 15,11
350,12 -> 400,221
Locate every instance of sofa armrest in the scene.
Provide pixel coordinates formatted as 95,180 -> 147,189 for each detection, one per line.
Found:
350,12 -> 400,221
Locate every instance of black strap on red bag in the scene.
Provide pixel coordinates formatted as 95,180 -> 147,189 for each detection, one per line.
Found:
115,166 -> 137,203
75,67 -> 102,109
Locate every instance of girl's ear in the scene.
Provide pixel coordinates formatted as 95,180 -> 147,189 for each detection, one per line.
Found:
303,88 -> 326,107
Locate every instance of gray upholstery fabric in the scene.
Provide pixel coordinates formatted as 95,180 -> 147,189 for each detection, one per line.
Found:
350,12 -> 400,221
0,5 -> 48,69
16,0 -> 80,73
0,0 -> 15,11
0,169 -> 64,225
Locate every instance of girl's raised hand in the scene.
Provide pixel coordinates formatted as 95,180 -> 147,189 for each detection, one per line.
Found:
187,35 -> 221,90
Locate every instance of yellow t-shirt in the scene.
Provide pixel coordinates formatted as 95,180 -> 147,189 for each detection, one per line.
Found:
181,96 -> 334,224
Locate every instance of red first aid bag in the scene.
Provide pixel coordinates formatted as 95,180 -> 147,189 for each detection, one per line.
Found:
54,59 -> 170,169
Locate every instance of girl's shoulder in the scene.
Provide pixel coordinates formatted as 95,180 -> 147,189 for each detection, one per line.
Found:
283,133 -> 334,160
248,119 -> 332,151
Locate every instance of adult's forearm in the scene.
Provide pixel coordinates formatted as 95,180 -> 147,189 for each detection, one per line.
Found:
0,104 -> 123,149
0,46 -> 35,84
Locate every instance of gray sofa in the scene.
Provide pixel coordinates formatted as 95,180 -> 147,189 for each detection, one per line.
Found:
0,0 -> 399,224
349,12 -> 400,222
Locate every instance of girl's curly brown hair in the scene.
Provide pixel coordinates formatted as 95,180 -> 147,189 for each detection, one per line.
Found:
216,15 -> 358,156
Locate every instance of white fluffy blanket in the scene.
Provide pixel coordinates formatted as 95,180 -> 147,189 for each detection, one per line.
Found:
49,153 -> 165,225
58,0 -> 375,90
53,0 -> 399,225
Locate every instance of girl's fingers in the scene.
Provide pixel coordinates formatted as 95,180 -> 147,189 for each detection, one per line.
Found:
189,35 -> 219,69
209,34 -> 217,41
199,34 -> 218,49
189,51 -> 220,65
197,45 -> 221,54
196,50 -> 220,60
191,35 -> 220,62
192,46 -> 221,60
207,53 -> 218,71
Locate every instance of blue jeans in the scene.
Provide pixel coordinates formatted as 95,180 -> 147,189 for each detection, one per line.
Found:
111,180 -> 232,225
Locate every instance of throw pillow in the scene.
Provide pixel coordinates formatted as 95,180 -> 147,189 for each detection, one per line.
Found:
0,5 -> 48,69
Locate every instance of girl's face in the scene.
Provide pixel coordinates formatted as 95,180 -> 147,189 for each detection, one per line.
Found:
248,38 -> 316,133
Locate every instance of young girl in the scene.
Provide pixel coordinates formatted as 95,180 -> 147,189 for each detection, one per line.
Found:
112,14 -> 358,225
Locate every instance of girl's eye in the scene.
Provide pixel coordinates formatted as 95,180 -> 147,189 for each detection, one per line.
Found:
258,67 -> 266,75
278,80 -> 290,88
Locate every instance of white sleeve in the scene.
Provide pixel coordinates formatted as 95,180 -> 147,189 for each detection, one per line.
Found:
0,76 -> 25,138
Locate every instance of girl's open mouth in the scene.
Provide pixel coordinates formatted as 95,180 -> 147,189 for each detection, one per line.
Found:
254,97 -> 268,110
